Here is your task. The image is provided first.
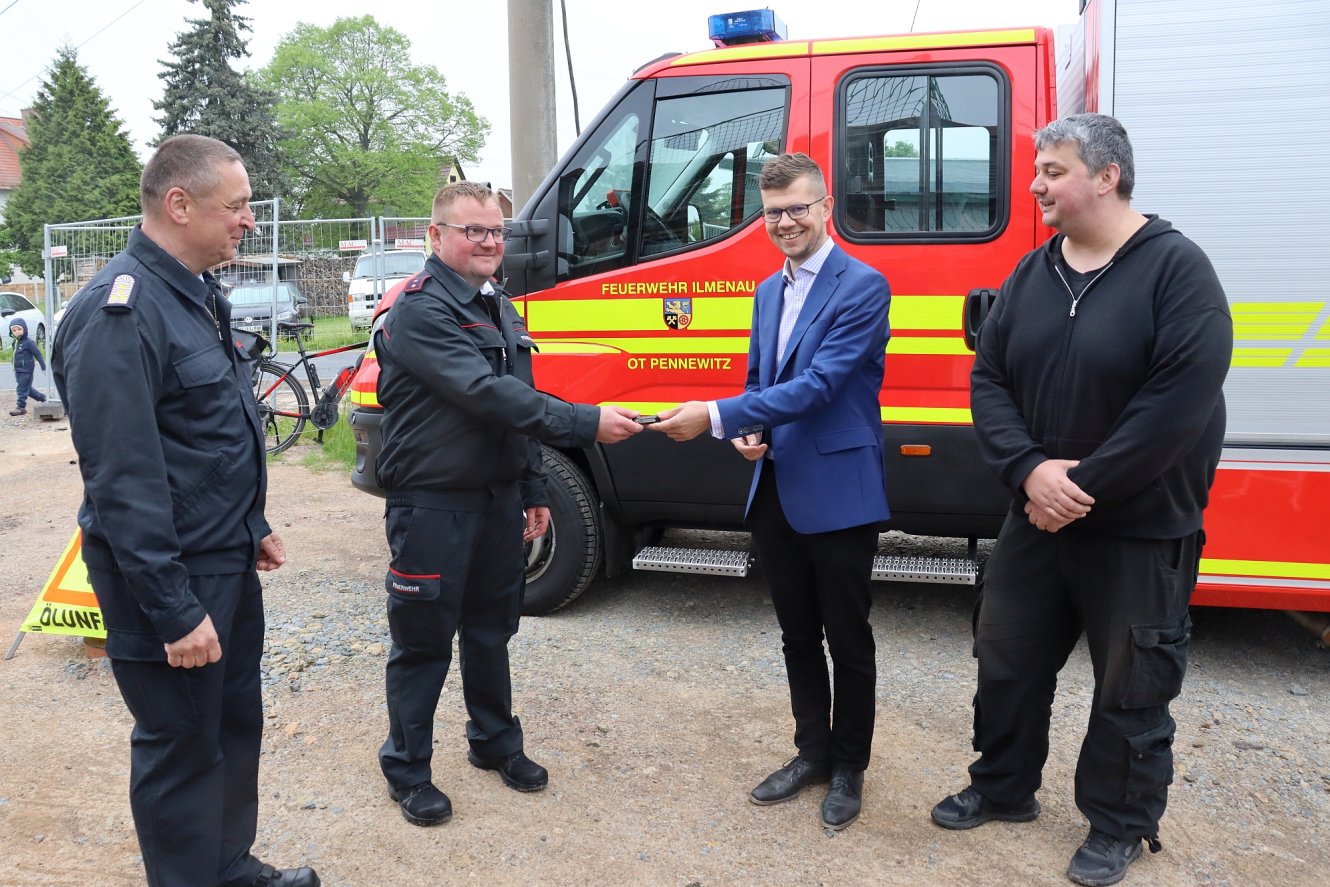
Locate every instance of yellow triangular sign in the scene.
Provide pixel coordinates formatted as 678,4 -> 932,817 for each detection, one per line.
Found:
20,529 -> 106,639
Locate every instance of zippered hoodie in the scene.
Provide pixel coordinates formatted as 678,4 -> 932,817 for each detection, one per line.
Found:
9,317 -> 46,373
971,216 -> 1233,538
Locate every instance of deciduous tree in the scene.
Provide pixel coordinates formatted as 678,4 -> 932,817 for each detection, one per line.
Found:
257,16 -> 488,217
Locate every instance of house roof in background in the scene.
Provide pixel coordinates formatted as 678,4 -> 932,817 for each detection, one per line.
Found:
0,116 -> 31,190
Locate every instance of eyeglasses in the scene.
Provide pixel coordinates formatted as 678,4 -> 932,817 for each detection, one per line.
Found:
762,198 -> 827,224
440,223 -> 513,243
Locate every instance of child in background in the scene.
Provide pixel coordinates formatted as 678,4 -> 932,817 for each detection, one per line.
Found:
9,317 -> 47,416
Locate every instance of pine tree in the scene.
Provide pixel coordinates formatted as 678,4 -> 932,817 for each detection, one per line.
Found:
0,46 -> 142,276
154,0 -> 286,201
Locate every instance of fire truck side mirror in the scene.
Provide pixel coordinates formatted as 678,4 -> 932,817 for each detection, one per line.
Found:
963,287 -> 1000,352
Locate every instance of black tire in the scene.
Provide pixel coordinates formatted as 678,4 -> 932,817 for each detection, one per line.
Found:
522,447 -> 601,615
35,324 -> 46,352
253,360 -> 309,455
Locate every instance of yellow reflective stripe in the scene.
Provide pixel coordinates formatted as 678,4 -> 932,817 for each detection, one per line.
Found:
888,337 -> 971,355
611,403 -> 973,426
534,335 -> 966,356
1296,348 -> 1330,368
1233,323 -> 1313,341
1231,348 -> 1291,368
350,389 -> 380,408
667,42 -> 809,67
613,402 -> 691,414
529,297 -> 754,332
1231,301 -> 1323,341
813,29 -> 1038,54
883,406 -> 973,424
529,294 -> 959,332
1201,558 -> 1330,581
538,337 -> 752,354
891,295 -> 962,329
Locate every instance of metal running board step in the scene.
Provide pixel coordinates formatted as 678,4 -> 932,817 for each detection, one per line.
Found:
632,546 -> 752,577
872,555 -> 977,585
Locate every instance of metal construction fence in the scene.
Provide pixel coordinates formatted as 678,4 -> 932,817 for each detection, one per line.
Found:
40,205 -> 431,344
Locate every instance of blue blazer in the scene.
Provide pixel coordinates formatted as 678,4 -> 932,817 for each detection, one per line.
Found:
715,244 -> 891,534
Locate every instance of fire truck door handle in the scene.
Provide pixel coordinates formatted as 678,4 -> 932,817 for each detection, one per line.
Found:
963,287 -> 1000,352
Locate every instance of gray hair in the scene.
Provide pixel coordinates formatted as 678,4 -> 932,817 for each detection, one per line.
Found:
1034,113 -> 1135,199
141,135 -> 243,212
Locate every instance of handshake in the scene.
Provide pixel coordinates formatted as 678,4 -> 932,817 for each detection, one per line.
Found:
597,402 -> 767,461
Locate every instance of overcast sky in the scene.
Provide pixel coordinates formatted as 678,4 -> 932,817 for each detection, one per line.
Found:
1,0 -> 1082,190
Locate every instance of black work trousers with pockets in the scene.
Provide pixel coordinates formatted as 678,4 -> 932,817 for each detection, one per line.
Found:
967,513 -> 1201,839
379,484 -> 526,791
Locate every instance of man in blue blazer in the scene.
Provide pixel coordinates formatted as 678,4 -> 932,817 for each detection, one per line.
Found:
654,152 -> 890,830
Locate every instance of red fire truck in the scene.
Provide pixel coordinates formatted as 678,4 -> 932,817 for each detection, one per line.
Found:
348,0 -> 1330,620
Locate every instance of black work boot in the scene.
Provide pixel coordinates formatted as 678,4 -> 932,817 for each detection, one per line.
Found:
931,786 -> 1040,830
1066,829 -> 1144,886
387,781 -> 453,826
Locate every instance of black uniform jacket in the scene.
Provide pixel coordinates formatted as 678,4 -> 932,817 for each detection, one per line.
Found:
52,226 -> 271,652
971,216 -> 1233,538
374,255 -> 599,505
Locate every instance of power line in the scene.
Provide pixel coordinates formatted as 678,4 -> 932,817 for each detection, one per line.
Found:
0,0 -> 148,103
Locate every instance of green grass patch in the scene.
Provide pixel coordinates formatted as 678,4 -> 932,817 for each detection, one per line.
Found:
263,402 -> 357,471
303,315 -> 368,351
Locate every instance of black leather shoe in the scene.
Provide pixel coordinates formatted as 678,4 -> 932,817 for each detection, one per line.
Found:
467,749 -> 549,792
821,766 -> 864,830
749,755 -> 832,806
1066,829 -> 1144,886
931,786 -> 1040,830
243,864 -> 320,887
387,781 -> 453,826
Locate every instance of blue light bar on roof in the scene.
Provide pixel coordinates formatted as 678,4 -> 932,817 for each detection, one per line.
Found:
708,9 -> 788,47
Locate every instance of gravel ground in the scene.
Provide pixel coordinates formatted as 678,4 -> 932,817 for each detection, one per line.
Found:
1,414 -> 1328,886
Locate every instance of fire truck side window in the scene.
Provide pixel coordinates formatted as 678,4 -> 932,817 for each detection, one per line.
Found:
640,84 -> 787,258
838,67 -> 1006,241
557,113 -> 642,281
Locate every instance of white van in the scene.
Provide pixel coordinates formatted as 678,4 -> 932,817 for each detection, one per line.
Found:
345,249 -> 425,330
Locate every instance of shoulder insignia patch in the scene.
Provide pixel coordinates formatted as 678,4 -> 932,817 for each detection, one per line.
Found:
101,274 -> 138,312
403,272 -> 429,294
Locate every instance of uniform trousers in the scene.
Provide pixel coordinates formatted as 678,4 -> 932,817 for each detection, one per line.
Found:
379,485 -> 526,790
968,513 -> 1201,839
747,466 -> 880,770
90,568 -> 265,887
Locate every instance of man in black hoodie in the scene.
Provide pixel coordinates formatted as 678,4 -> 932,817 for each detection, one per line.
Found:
930,114 -> 1232,886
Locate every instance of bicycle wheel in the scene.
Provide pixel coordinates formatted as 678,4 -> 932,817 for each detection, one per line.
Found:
253,361 -> 309,455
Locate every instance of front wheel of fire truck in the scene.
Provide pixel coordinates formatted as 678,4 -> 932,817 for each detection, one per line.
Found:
522,447 -> 602,616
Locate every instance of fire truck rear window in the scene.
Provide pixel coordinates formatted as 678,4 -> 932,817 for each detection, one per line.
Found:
839,70 -> 1003,239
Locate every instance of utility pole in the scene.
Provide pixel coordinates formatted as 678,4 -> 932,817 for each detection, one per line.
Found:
507,0 -> 557,211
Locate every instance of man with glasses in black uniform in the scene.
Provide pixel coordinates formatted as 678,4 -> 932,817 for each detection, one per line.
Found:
372,181 -> 643,827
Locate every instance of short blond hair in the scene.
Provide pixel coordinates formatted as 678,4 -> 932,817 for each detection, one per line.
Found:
432,181 -> 499,224
758,152 -> 826,194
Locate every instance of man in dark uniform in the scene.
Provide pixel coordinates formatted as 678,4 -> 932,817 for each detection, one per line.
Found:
53,135 -> 318,887
373,181 -> 643,826
931,114 -> 1232,887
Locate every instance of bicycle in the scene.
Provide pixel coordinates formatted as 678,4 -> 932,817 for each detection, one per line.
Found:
247,322 -> 369,455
